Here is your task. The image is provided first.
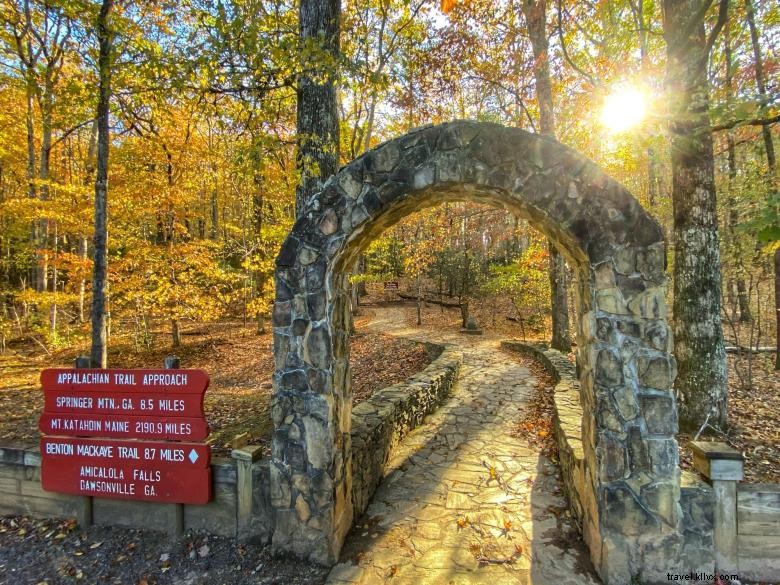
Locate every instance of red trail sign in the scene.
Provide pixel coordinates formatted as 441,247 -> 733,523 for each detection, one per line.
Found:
41,437 -> 211,504
39,367 -> 213,505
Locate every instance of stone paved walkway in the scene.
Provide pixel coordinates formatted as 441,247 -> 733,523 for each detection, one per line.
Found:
327,305 -> 601,585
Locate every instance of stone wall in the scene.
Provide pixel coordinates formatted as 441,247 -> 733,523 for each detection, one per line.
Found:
351,344 -> 461,518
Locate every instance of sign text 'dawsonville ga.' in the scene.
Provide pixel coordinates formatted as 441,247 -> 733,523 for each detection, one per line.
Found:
40,437 -> 211,504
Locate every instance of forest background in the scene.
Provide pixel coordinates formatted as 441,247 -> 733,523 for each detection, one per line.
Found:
0,0 -> 777,436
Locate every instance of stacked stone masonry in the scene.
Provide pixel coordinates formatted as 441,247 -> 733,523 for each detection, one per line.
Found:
350,343 -> 462,518
273,120 -> 686,582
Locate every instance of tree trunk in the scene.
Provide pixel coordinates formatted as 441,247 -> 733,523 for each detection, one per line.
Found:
522,0 -> 571,352
49,222 -> 57,332
723,24 -> 752,323
210,188 -> 219,240
295,0 -> 341,217
89,0 -> 114,368
744,0 -> 776,173
663,0 -> 728,430
35,76 -> 55,295
253,173 -> 266,334
775,247 -> 779,370
78,235 -> 88,323
416,274 -> 422,326
548,244 -> 570,350
171,318 -> 181,347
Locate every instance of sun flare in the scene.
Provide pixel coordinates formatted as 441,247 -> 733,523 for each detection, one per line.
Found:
600,86 -> 648,134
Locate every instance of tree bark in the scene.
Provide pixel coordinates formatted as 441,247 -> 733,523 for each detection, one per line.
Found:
171,318 -> 181,347
744,0 -> 776,173
78,235 -> 88,323
295,0 -> 341,217
253,172 -> 266,334
723,23 -> 752,323
210,176 -> 219,240
522,0 -> 571,352
775,247 -> 780,370
90,0 -> 114,368
663,0 -> 728,430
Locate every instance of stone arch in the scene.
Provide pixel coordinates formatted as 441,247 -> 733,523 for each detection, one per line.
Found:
272,121 -> 679,579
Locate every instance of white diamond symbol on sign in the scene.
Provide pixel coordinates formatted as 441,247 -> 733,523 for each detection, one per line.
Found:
188,449 -> 199,464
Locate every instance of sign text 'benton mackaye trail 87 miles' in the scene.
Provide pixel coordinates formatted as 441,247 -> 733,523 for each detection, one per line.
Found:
39,368 -> 213,505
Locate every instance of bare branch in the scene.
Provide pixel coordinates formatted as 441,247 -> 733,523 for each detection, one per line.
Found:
705,0 -> 729,56
555,0 -> 598,87
711,113 -> 780,132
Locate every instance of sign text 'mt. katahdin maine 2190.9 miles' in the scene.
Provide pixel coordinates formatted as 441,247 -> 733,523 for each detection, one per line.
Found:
38,368 -> 213,505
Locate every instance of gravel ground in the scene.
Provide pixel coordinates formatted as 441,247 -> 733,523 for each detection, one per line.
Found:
0,516 -> 328,585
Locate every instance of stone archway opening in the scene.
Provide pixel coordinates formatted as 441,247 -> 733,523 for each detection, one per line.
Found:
271,121 -> 679,582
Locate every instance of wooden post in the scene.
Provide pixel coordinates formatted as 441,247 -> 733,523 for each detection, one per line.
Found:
164,355 -> 184,537
691,441 -> 744,573
232,445 -> 263,539
73,356 -> 93,528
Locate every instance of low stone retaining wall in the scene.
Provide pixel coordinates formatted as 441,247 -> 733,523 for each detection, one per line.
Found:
0,341 -> 461,547
350,343 -> 462,518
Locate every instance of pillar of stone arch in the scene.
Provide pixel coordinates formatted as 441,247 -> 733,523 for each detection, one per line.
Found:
272,121 -> 681,581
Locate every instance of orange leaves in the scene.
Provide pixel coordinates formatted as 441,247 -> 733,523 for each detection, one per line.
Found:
441,0 -> 458,13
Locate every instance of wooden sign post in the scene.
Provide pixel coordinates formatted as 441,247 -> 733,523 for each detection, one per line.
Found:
39,365 -> 213,509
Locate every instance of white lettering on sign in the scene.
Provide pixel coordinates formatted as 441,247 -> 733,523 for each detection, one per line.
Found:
113,373 -> 136,385
141,373 -> 188,386
78,479 -> 135,495
160,448 -> 184,462
56,372 -> 110,385
165,422 -> 191,435
106,420 -> 128,432
62,419 -> 102,432
97,397 -> 116,409
45,442 -> 73,456
133,469 -> 161,482
76,444 -> 113,458
79,466 -> 124,480
55,396 -> 93,409
117,445 -> 139,459
157,399 -> 184,412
